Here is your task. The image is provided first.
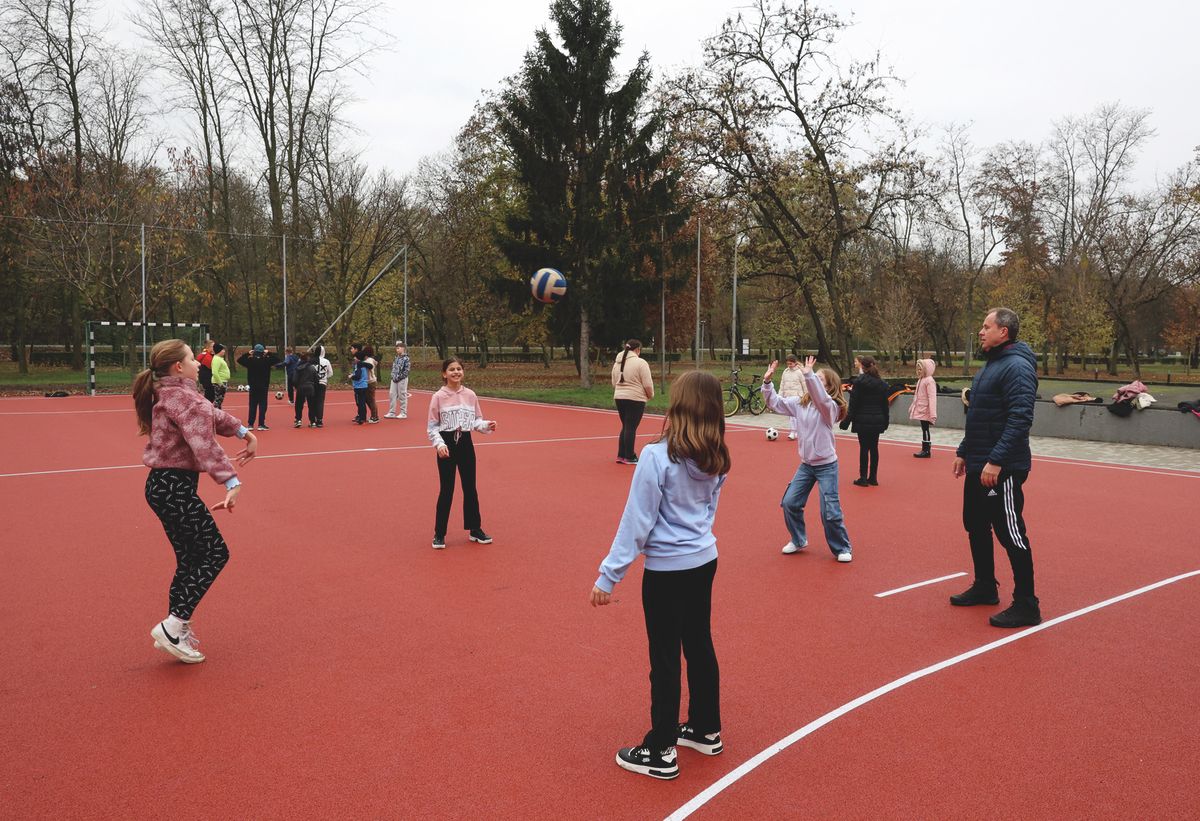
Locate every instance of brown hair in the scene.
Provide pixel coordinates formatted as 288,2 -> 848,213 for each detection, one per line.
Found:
857,355 -> 881,378
800,366 -> 848,421
133,339 -> 192,435
655,370 -> 731,476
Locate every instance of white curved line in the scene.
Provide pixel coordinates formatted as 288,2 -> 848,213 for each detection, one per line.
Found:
666,569 -> 1200,821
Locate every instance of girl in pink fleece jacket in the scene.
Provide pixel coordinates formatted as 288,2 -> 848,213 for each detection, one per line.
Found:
908,358 -> 938,458
134,339 -> 257,664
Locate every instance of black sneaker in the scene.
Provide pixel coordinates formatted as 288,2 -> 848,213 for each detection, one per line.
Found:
316,421 -> 323,428
913,451 -> 931,458
852,478 -> 870,487
615,745 -> 679,780
432,535 -> 446,550
293,420 -> 302,428
867,478 -> 878,486
258,424 -> 270,431
468,529 -> 493,544
989,597 -> 1042,628
949,584 -> 1000,607
676,724 -> 723,755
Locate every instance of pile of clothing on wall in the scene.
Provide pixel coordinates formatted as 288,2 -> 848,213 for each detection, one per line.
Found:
1108,380 -> 1157,417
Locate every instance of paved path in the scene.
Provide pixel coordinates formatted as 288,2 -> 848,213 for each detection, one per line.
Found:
738,412 -> 1200,473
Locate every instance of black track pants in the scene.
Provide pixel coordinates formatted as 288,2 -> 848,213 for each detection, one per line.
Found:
962,470 -> 1035,598
145,468 -> 230,620
641,558 -> 720,752
857,431 -> 880,480
434,431 -> 481,536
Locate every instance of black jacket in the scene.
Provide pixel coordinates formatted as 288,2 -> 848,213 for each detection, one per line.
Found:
846,373 -> 891,435
956,340 -> 1038,472
293,360 -> 318,395
236,350 -> 281,390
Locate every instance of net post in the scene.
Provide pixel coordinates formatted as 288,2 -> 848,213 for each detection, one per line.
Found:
87,321 -> 95,396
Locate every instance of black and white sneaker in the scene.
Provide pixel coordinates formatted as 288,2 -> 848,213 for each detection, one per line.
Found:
432,535 -> 446,549
615,745 -> 679,780
468,529 -> 493,544
293,420 -> 302,428
676,724 -> 723,755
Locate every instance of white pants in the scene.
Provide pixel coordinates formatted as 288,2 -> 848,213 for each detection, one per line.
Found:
388,378 -> 409,416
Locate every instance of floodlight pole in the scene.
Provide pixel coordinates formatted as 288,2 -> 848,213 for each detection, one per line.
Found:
282,235 -> 289,352
403,245 -> 409,343
141,223 -> 147,368
695,215 -> 701,368
731,232 -> 739,374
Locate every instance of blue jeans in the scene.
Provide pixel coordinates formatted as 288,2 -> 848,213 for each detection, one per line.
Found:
781,461 -> 851,556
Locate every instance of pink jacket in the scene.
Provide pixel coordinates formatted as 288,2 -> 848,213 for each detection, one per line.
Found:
908,359 -> 938,423
142,376 -> 246,484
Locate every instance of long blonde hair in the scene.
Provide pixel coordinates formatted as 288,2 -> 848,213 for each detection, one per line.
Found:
656,370 -> 731,476
133,339 -> 192,435
800,366 -> 848,422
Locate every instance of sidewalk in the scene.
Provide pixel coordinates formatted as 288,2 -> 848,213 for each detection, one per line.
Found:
738,412 -> 1200,473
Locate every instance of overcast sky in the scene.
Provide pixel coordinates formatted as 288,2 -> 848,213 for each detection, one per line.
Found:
116,0 -> 1198,189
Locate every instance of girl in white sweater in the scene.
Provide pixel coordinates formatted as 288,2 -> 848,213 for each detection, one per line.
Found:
426,356 -> 496,549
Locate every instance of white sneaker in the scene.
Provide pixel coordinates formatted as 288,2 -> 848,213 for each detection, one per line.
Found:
787,432 -> 797,440
781,541 -> 807,554
151,621 -> 205,663
384,413 -> 397,418
398,413 -> 407,419
837,551 -> 853,563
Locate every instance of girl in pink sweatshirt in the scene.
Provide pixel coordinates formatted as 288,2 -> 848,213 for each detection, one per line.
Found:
762,356 -> 854,562
909,358 -> 938,458
134,339 -> 257,664
427,356 -> 497,549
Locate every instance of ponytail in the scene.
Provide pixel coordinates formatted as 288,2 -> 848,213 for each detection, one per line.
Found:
133,369 -> 156,435
618,339 -> 642,384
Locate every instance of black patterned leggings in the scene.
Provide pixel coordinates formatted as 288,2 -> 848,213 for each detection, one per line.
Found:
145,468 -> 230,620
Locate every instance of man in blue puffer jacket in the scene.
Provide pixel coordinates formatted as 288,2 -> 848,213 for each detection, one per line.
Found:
951,307 -> 1041,627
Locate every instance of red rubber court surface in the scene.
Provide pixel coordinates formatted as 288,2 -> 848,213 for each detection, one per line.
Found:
2,391 -> 1198,820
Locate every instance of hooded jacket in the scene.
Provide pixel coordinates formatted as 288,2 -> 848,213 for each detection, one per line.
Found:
956,340 -> 1038,472
908,359 -> 938,423
142,375 -> 246,484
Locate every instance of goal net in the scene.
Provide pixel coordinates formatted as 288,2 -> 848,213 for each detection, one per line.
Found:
86,321 -> 208,395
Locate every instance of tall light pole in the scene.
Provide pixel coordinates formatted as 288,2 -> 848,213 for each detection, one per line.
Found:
695,214 -> 701,367
403,245 -> 409,343
731,232 -> 740,374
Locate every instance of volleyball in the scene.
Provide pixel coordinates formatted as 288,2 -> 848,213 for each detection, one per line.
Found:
765,427 -> 779,441
275,391 -> 283,400
530,267 -> 567,304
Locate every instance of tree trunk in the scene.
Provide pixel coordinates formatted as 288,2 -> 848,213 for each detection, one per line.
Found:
579,304 -> 592,388
1106,338 -> 1119,376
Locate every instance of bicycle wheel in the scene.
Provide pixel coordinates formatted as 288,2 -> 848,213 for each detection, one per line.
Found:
723,387 -> 741,417
747,388 -> 767,415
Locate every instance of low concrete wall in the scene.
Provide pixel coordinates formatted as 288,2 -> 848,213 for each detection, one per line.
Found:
889,394 -> 1200,450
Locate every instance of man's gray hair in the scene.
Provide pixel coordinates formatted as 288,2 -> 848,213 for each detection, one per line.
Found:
989,307 -> 1020,342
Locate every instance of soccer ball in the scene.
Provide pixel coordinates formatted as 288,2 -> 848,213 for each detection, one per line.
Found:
765,427 -> 779,441
275,391 -> 283,400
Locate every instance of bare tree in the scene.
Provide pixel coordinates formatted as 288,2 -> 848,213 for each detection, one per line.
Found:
669,0 -> 928,373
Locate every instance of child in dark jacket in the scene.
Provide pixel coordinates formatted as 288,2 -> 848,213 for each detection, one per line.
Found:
292,351 -> 318,427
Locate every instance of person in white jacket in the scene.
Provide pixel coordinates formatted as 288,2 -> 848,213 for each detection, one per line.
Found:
778,354 -> 809,440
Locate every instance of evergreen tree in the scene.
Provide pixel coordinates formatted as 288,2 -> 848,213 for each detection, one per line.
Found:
497,0 -> 684,386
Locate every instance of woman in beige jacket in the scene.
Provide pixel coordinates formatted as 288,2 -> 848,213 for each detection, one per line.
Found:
611,339 -> 654,464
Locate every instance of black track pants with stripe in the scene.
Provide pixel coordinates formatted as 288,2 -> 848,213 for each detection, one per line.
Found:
145,468 -> 230,620
963,470 -> 1035,598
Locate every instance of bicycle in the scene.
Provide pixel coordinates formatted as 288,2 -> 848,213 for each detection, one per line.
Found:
723,368 -> 766,417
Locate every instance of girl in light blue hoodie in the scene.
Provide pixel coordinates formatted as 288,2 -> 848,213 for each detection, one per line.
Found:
591,370 -> 730,781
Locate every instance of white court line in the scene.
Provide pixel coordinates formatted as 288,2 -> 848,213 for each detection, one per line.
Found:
874,572 -> 967,598
666,568 -> 1200,821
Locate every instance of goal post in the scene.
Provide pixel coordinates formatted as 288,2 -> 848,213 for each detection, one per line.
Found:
86,321 -> 209,395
